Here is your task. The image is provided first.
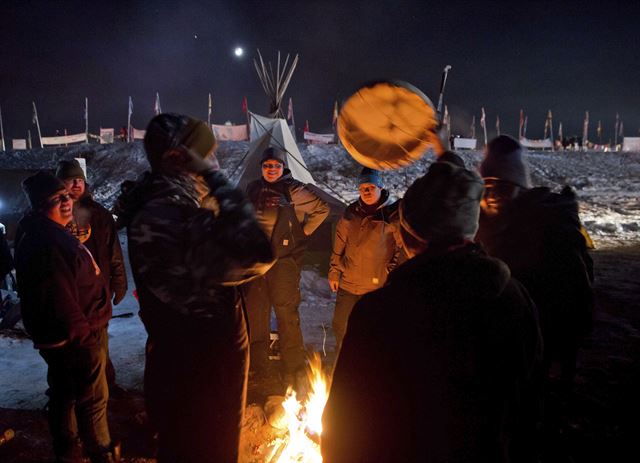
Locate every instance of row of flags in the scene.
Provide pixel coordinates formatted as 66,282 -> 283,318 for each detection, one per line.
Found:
3,95 -> 630,151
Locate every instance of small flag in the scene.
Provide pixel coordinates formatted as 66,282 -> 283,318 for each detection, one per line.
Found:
496,115 -> 501,136
287,97 -> 294,121
128,96 -> 133,118
332,100 -> 339,127
154,92 -> 162,115
480,107 -> 486,129
242,96 -> 248,113
558,122 -> 563,142
519,109 -> 524,138
582,111 -> 589,143
304,120 -> 310,133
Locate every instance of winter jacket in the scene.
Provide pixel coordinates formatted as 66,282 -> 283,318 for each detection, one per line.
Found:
476,186 -> 594,355
68,194 -> 127,299
15,213 -> 112,347
322,243 -> 542,463
115,171 -> 274,332
246,170 -> 329,260
328,190 -> 402,295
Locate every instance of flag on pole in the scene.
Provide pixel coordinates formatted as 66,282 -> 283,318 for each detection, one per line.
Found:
287,97 -> 294,121
208,93 -> 212,125
495,115 -> 500,136
242,96 -> 248,113
519,109 -> 524,138
154,92 -> 162,115
523,116 -> 528,138
558,122 -> 563,144
582,111 -> 589,145
332,100 -> 339,128
480,107 -> 488,147
127,96 -> 133,143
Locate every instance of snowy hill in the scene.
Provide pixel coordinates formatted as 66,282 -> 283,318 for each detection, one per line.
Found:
1,141 -> 639,247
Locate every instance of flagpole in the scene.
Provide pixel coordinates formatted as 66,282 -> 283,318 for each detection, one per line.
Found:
85,97 -> 89,143
481,107 -> 487,148
32,102 -> 43,148
127,96 -> 132,143
0,105 -> 5,151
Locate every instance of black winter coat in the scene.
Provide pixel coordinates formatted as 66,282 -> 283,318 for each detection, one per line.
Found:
476,186 -> 594,358
322,243 -> 542,463
70,195 -> 127,298
15,213 -> 112,347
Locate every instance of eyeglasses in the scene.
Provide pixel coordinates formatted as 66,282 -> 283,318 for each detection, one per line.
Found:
48,193 -> 72,206
262,163 -> 283,169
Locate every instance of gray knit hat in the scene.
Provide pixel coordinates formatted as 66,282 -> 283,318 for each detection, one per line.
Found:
400,161 -> 484,243
144,113 -> 216,170
479,135 -> 532,189
56,159 -> 86,181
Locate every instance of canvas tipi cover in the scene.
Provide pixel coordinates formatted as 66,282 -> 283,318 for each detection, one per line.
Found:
233,112 -> 315,191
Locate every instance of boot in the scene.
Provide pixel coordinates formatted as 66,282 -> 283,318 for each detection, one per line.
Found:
89,442 -> 121,463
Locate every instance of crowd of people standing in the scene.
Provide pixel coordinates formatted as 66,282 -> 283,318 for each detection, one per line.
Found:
2,112 -> 594,462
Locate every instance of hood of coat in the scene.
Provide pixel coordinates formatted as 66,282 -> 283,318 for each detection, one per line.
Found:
389,242 -> 512,303
114,172 -> 200,228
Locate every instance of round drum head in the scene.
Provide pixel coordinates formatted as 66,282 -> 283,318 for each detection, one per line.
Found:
337,80 -> 438,170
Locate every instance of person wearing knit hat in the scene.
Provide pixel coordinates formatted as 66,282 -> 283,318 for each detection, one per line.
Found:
144,112 -> 218,174
16,171 -> 118,462
398,160 -> 484,256
56,157 -> 129,395
114,113 -> 274,461
328,165 -> 401,350
476,135 -> 594,402
323,159 -> 542,462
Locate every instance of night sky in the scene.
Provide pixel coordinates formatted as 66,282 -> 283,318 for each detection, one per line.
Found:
1,0 -> 639,143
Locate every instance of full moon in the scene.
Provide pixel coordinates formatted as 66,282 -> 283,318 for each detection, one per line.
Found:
234,47 -> 244,57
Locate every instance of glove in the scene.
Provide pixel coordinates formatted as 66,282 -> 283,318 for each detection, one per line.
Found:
160,145 -> 220,175
112,288 -> 126,306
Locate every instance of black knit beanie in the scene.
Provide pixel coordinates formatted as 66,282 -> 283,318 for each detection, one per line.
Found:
22,171 -> 67,210
259,147 -> 287,166
479,135 -> 532,188
56,159 -> 86,181
400,161 -> 484,243
144,113 -> 216,170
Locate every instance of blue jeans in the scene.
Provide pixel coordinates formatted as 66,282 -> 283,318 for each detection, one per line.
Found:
39,327 -> 111,462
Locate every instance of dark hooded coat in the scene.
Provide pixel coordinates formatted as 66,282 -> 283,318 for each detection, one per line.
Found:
69,194 -> 127,300
322,243 -> 542,463
476,186 -> 594,362
15,213 -> 112,347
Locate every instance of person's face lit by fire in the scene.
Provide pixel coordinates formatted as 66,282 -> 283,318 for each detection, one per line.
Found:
262,160 -> 284,183
45,190 -> 74,226
480,179 -> 520,217
359,183 -> 382,206
63,178 -> 86,201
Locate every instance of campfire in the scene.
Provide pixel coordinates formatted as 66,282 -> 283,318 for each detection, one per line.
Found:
240,353 -> 330,463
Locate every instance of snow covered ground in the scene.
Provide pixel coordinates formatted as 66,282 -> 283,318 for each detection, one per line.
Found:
1,141 -> 639,410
